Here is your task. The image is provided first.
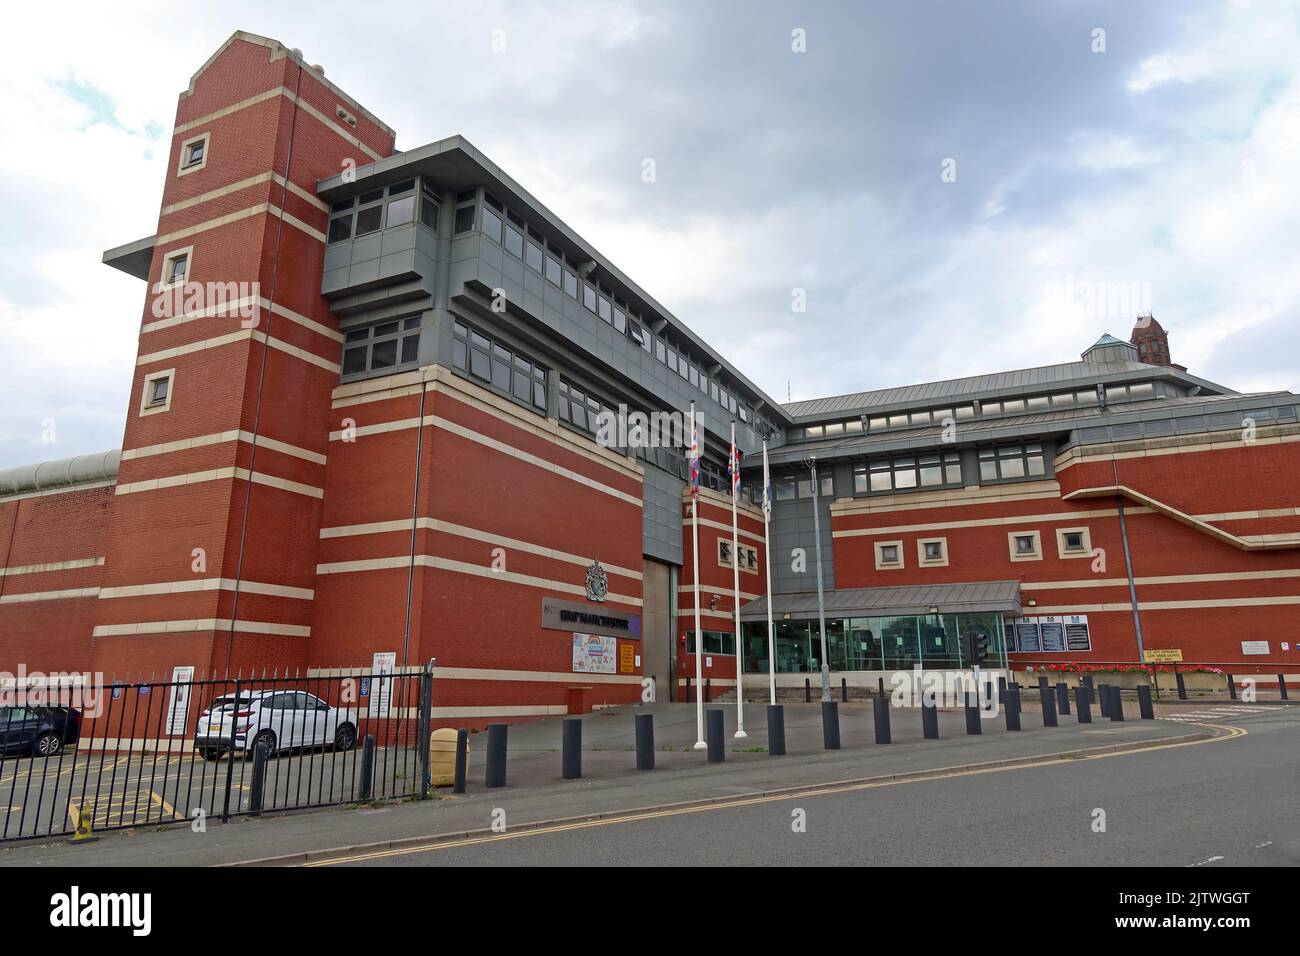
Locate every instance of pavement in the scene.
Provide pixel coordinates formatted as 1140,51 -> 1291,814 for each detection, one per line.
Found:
0,693 -> 1273,867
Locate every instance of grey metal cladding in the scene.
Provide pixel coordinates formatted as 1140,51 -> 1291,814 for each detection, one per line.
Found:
740,580 -> 1023,621
642,466 -> 684,566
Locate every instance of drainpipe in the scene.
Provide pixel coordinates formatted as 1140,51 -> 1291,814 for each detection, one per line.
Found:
1113,461 -> 1146,663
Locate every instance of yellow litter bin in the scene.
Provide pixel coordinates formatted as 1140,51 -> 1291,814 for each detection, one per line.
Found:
428,728 -> 468,787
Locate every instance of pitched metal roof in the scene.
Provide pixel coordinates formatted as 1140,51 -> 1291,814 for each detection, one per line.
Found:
760,391 -> 1292,465
780,358 -> 1229,421
739,580 -> 1023,621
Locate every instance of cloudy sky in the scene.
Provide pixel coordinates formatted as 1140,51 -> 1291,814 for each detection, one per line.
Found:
1,0 -> 1297,465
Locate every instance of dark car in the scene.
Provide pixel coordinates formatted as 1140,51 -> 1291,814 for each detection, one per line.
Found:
0,706 -> 82,758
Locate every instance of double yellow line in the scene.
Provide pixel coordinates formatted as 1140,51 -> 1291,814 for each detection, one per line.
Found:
298,720 -> 1245,867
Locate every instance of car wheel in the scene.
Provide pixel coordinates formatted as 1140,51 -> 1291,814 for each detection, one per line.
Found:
248,729 -> 277,758
200,748 -> 222,761
34,732 -> 62,758
334,723 -> 357,752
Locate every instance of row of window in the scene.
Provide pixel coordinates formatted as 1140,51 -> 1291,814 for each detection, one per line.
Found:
342,317 -> 421,377
451,321 -> 548,411
873,527 -> 1092,571
470,191 -> 759,428
854,452 -> 962,494
718,539 -> 759,574
978,443 -> 1046,481
793,381 -> 1161,442
685,631 -> 737,656
328,180 -> 439,243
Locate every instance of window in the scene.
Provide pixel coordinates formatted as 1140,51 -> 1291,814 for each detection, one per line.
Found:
525,240 -> 544,273
583,285 -> 598,314
177,132 -> 210,175
139,368 -> 175,416
1008,530 -> 1042,562
545,254 -> 562,287
978,444 -> 1046,482
481,206 -> 503,243
386,188 -> 415,227
875,540 -> 904,570
159,248 -> 191,288
452,321 -> 547,411
855,452 -> 960,494
453,202 -> 475,235
685,631 -> 736,655
718,539 -> 759,574
563,268 -> 578,298
1056,526 -> 1092,559
419,185 -> 440,231
796,474 -> 834,498
342,317 -> 422,377
558,380 -> 620,438
917,537 -> 948,567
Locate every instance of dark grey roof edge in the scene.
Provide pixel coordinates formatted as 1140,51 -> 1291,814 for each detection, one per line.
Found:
0,450 -> 121,498
739,580 -> 1023,621
315,135 -> 790,419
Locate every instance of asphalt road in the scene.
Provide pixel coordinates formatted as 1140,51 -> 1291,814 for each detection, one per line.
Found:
324,706 -> 1299,866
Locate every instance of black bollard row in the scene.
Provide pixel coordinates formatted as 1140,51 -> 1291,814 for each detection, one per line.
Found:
706,708 -> 725,763
965,693 -> 981,735
1074,686 -> 1092,724
873,697 -> 892,744
768,704 -> 786,756
822,701 -> 841,750
1056,682 -> 1071,716
1040,687 -> 1058,727
1005,686 -> 1022,732
1097,684 -> 1110,718
635,713 -> 655,770
486,723 -> 508,788
1137,684 -> 1155,720
921,698 -> 940,739
453,728 -> 469,793
1108,685 -> 1125,722
562,717 -> 582,778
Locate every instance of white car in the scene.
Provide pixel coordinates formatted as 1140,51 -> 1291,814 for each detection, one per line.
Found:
194,690 -> 357,760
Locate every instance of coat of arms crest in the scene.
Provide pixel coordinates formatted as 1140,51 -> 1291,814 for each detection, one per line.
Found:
585,560 -> 609,602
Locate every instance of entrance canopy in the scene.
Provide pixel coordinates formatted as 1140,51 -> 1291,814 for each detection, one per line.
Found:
740,580 -> 1023,622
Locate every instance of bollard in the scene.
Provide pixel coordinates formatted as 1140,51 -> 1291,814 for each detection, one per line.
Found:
1108,686 -> 1125,722
804,678 -> 811,703
1040,687 -> 1058,727
706,708 -> 725,763
1137,685 -> 1154,720
705,678 -> 712,703
360,734 -> 376,801
485,723 -> 508,788
1279,674 -> 1290,701
1075,686 -> 1092,724
1038,674 -> 1050,692
249,741 -> 269,815
822,701 -> 841,750
685,676 -> 692,704
841,677 -> 849,704
1097,684 -> 1110,717
965,692 -> 981,735
997,675 -> 1008,703
1005,686 -> 1021,731
1175,671 -> 1187,700
984,681 -> 994,707
767,704 -> 786,756
453,728 -> 469,794
1056,682 -> 1071,716
634,713 -> 655,771
878,676 -> 886,698
562,718 -> 582,778
873,697 -> 891,744
1227,674 -> 1237,701
921,698 -> 940,739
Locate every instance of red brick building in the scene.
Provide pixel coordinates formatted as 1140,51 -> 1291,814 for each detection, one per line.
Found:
2,33 -> 1297,722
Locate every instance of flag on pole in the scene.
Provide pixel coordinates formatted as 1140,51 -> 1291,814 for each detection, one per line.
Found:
761,441 -> 772,520
727,436 -> 741,500
688,420 -> 701,498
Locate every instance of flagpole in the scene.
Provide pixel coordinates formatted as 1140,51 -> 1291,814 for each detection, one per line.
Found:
762,439 -> 777,706
730,419 -> 746,738
689,402 -> 706,750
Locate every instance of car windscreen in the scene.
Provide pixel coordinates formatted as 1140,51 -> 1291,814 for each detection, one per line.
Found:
207,696 -> 254,711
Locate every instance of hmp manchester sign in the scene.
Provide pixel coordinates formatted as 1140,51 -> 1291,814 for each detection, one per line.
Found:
541,597 -> 641,640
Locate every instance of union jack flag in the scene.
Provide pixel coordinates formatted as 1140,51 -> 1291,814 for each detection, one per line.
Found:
728,440 -> 741,500
689,426 -> 700,499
